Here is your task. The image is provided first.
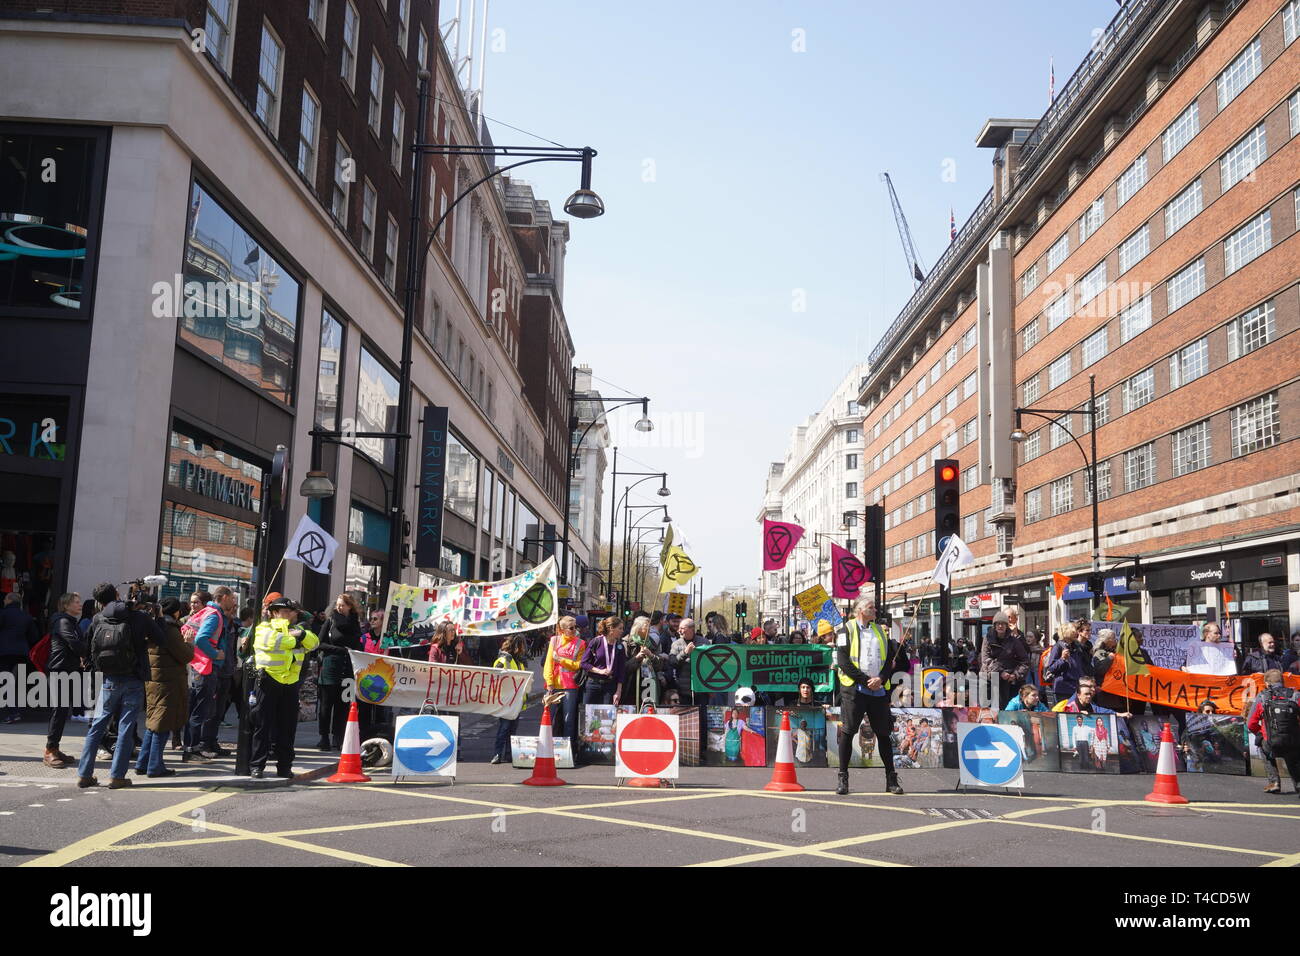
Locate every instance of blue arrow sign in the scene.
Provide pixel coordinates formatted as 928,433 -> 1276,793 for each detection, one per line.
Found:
959,724 -> 1022,787
393,714 -> 457,775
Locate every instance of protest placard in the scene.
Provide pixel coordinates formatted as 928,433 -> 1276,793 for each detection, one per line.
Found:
348,651 -> 532,718
690,643 -> 833,694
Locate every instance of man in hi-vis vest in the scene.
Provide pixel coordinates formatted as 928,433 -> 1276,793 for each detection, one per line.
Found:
835,597 -> 910,795
248,596 -> 319,779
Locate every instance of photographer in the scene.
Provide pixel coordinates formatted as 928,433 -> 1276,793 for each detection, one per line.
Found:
248,596 -> 319,779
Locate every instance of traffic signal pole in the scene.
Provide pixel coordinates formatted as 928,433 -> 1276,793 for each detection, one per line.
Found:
934,459 -> 960,670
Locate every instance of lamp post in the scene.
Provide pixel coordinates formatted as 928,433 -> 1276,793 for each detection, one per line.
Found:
608,468 -> 670,609
840,507 -> 885,610
1011,373 -> 1101,610
392,71 -> 604,588
621,503 -> 670,615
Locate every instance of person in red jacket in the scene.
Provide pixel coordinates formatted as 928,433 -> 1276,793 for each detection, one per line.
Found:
1247,669 -> 1300,797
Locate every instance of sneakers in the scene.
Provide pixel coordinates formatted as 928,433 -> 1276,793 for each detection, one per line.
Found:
77,776 -> 100,788
181,750 -> 211,763
199,746 -> 231,758
108,777 -> 132,789
489,754 -> 502,765
836,774 -> 850,796
885,774 -> 905,795
147,768 -> 178,778
70,714 -> 91,724
43,748 -> 68,770
1265,782 -> 1281,793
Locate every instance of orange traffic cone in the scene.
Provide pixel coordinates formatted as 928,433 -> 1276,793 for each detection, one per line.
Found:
326,701 -> 372,783
764,710 -> 805,792
1144,721 -> 1189,805
626,703 -> 662,788
523,705 -> 567,787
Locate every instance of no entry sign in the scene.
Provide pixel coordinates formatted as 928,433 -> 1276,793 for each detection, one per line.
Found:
615,713 -> 680,779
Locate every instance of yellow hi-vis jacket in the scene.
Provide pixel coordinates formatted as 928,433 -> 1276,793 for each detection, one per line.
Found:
837,619 -> 891,689
253,618 -> 319,685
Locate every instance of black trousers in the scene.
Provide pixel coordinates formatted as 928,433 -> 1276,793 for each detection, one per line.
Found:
838,691 -> 896,774
317,683 -> 348,744
250,673 -> 300,773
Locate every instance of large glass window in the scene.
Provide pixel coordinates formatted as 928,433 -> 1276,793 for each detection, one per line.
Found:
445,430 -> 479,523
159,502 -> 256,598
1220,124 -> 1266,191
315,309 -> 343,430
515,499 -> 539,557
1216,37 -> 1261,110
1164,179 -> 1202,236
1162,101 -> 1199,162
0,129 -> 101,315
356,345 -> 399,468
1227,300 -> 1275,360
181,183 -> 300,403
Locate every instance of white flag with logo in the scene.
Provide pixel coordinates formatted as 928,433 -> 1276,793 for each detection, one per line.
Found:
284,513 -> 339,574
931,534 -> 975,589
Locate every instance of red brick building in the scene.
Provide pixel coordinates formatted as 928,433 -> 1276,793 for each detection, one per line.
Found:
858,0 -> 1300,649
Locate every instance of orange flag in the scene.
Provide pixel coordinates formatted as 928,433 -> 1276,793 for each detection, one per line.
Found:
1221,588 -> 1233,621
1105,593 -> 1114,621
1052,571 -> 1070,600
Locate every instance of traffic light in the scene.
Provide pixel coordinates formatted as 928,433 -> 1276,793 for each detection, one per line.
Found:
934,459 -> 960,554
735,601 -> 748,622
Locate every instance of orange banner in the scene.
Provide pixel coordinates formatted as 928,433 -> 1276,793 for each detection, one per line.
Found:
1052,571 -> 1070,600
1102,658 -> 1300,713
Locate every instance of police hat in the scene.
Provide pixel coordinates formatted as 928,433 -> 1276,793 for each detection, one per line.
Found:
266,596 -> 300,612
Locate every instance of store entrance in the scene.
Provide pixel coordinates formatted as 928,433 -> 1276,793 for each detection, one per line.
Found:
0,471 -> 60,626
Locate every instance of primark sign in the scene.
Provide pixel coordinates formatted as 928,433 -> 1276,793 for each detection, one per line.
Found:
175,459 -> 258,513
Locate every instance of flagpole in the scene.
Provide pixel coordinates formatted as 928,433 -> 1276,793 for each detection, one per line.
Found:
266,556 -> 286,595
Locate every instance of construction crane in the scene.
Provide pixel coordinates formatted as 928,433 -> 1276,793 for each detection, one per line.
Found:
881,172 -> 926,287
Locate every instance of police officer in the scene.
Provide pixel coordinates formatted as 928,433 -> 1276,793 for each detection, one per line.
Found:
248,597 -> 319,779
836,596 -> 910,796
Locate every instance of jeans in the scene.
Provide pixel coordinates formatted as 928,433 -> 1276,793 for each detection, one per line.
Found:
494,717 -> 519,760
185,671 -> 217,751
77,676 -> 144,781
585,677 -> 615,706
135,728 -> 168,775
551,687 -> 582,756
201,674 -> 233,746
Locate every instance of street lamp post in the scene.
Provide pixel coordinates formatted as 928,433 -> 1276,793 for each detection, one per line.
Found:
608,469 -> 670,611
621,503 -> 670,615
392,72 -> 604,588
1011,373 -> 1101,608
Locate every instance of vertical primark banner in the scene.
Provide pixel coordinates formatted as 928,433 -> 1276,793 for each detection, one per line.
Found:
414,405 -> 449,569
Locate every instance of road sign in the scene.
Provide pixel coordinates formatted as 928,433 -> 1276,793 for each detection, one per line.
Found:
957,722 -> 1023,789
392,714 -> 458,777
615,713 -> 679,779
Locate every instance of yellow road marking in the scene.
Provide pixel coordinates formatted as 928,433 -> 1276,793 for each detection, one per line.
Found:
22,791 -> 233,868
1259,850 -> 1300,867
193,819 -> 410,866
691,818 -> 985,867
994,819 -> 1285,858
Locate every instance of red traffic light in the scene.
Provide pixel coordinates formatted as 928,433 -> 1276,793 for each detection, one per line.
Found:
939,464 -> 958,482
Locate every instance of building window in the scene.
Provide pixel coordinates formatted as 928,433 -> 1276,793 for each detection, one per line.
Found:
360,179 -> 377,260
1048,353 -> 1071,391
944,432 -> 957,455
298,85 -> 320,182
1223,210 -> 1271,275
1046,291 -> 1072,332
962,419 -> 977,446
332,136 -> 351,225
946,343 -> 958,370
1084,461 -> 1112,504
962,372 -> 977,400
1166,258 -> 1204,312
255,24 -> 284,131
418,26 -> 429,70
315,309 -> 344,430
1126,443 -> 1156,491
204,0 -> 235,73
1164,179 -> 1202,237
945,388 -> 957,413
397,0 -> 410,52
930,361 -> 941,385
391,99 -> 405,170
1047,233 -> 1069,272
914,378 -> 926,400
1050,476 -> 1073,516
1286,0 -> 1299,43
1118,225 -> 1149,273
1173,420 -> 1212,476
903,390 -> 913,412
383,216 -> 398,290
341,1 -> 359,88
1078,261 -> 1106,307
1050,421 -> 1071,450
1116,155 -> 1147,207
1021,263 -> 1039,299
368,53 -> 384,137
961,464 -> 978,491
1022,318 -> 1039,353
1162,101 -> 1199,162
1023,374 -> 1040,406
1120,295 -> 1151,343
929,403 -> 940,427
1078,196 -> 1105,243
1169,337 -> 1208,389
1123,368 -> 1155,413
846,428 -> 860,443
1022,431 -> 1041,462
1227,300 -> 1275,360
1231,392 -> 1280,456
846,453 -> 858,469
1216,37 -> 1261,110
963,514 -> 978,541
1092,392 -> 1110,427
307,0 -> 326,36
356,346 -> 400,468
1024,488 -> 1042,523
1220,123 -> 1267,191
845,482 -> 858,498
962,324 -> 978,354
904,425 -> 914,446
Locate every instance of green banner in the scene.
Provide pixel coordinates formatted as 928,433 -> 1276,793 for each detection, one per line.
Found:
691,643 -> 834,694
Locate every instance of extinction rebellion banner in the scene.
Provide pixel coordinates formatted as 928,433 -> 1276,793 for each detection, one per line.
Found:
381,556 -> 558,642
691,643 -> 834,694
1088,620 -> 1198,670
348,651 -> 533,718
1101,658 -> 1300,713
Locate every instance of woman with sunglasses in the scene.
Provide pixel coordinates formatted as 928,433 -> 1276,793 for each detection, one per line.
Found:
543,616 -> 586,755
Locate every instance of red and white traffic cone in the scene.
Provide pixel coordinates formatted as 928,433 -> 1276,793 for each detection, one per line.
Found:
1144,721 -> 1188,805
626,703 -> 662,788
764,710 -> 805,792
326,700 -> 372,784
523,705 -> 567,787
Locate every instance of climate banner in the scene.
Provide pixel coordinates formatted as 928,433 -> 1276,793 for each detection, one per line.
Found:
1100,658 -> 1300,713
348,651 -> 533,718
381,557 -> 558,642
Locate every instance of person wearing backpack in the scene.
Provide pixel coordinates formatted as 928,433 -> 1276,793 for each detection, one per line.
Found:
77,582 -> 161,789
43,591 -> 87,768
1247,668 -> 1300,797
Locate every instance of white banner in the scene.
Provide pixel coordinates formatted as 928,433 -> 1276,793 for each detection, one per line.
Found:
1088,620 -> 1199,670
348,651 -> 533,718
382,556 -> 558,641
283,514 -> 339,574
931,534 -> 974,589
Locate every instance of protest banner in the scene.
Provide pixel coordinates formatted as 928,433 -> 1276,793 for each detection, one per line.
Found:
348,651 -> 532,718
1182,641 -> 1237,676
995,711 -> 1061,772
690,643 -> 833,694
793,584 -> 843,632
764,706 -> 828,768
1181,713 -> 1249,775
1101,658 -> 1300,712
579,704 -> 635,764
511,735 -> 574,769
380,557 -> 558,643
1088,620 -> 1198,671
1057,712 -> 1121,774
664,592 -> 688,617
828,706 -> 941,769
705,706 -> 768,767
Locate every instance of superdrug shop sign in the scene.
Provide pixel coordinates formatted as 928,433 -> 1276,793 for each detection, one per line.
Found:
176,459 -> 258,513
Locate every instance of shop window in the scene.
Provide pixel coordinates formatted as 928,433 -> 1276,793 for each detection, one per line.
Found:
356,345 -> 399,468
445,430 -> 479,523
315,309 -> 343,430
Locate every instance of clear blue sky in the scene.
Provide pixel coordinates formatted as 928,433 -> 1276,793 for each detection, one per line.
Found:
477,0 -> 1121,595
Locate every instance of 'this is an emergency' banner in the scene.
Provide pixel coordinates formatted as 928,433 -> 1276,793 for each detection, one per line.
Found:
348,651 -> 533,718
381,557 -> 558,642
